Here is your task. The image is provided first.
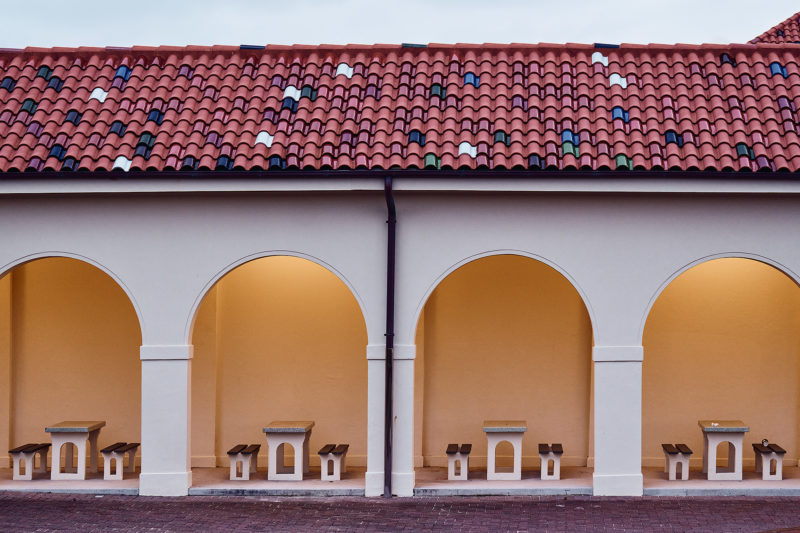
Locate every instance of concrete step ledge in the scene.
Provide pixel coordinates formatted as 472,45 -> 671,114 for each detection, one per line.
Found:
188,487 -> 365,497
0,487 -> 138,495
414,487 -> 592,496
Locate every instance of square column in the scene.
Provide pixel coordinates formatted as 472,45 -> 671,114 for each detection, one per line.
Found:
593,346 -> 643,496
365,344 -> 386,496
139,345 -> 192,496
392,343 -> 416,496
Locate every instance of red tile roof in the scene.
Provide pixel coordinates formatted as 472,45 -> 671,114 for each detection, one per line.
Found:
2,42 -> 800,174
751,11 -> 800,44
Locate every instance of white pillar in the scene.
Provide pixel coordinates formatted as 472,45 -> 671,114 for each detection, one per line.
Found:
365,344 -> 385,497
392,343 -> 415,496
592,345 -> 643,496
139,345 -> 192,496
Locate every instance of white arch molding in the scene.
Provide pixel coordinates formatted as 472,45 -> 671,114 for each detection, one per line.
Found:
184,250 -> 370,344
637,251 -> 800,346
0,251 -> 145,338
408,249 -> 598,342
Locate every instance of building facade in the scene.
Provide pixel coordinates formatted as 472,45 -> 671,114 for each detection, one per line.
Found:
2,13 -> 800,497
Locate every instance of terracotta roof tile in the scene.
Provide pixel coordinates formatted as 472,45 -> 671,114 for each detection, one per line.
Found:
3,42 -> 800,173
751,11 -> 800,44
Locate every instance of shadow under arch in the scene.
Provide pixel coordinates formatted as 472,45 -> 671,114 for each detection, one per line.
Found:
0,251 -> 145,338
185,250 -> 369,345
637,252 -> 800,346
409,249 -> 598,342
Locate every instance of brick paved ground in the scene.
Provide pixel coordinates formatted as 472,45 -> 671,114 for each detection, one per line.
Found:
2,493 -> 800,532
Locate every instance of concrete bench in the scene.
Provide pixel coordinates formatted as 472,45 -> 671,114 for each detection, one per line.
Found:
318,444 -> 349,481
662,443 -> 692,480
227,444 -> 261,480
538,443 -> 563,480
445,443 -> 471,480
100,442 -> 139,480
753,441 -> 786,480
9,443 -> 50,480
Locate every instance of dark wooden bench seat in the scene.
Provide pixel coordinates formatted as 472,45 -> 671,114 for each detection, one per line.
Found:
661,443 -> 679,454
676,444 -> 692,455
446,443 -> 471,455
101,442 -> 128,454
661,443 -> 692,455
753,442 -> 786,455
9,443 -> 50,454
539,443 -> 563,455
318,444 -> 336,455
333,444 -> 349,455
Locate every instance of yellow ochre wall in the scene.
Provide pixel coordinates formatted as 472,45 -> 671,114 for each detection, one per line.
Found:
3,258 -> 142,465
191,257 -> 368,467
643,258 -> 800,467
416,255 -> 594,468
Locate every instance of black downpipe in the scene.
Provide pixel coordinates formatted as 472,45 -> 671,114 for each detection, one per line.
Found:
383,176 -> 396,498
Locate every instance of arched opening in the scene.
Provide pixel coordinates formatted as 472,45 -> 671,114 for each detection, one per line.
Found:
494,441 -> 515,473
413,254 -> 593,485
188,256 -> 368,487
643,258 -> 800,481
0,257 -> 142,482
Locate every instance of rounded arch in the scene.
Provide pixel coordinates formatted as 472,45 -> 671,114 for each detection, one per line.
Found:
409,249 -> 597,341
185,250 -> 369,344
0,251 -> 145,337
637,252 -> 800,345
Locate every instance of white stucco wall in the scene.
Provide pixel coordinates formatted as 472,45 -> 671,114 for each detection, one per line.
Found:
2,178 -> 800,496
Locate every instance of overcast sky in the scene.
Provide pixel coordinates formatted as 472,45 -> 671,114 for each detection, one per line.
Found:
1,0 -> 798,48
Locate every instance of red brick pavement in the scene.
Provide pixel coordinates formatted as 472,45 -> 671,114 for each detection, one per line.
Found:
2,493 -> 800,532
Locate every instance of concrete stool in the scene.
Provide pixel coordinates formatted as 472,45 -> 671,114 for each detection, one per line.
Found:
538,443 -> 563,480
318,444 -> 349,481
662,443 -> 692,480
100,442 -> 139,480
227,444 -> 261,481
9,443 -> 50,480
445,443 -> 471,480
753,442 -> 785,480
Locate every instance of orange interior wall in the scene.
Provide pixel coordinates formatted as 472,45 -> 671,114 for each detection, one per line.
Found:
190,286 -> 219,467
7,258 -> 142,460
191,257 -> 368,467
643,258 -> 800,466
417,255 -> 593,468
0,274 -> 11,467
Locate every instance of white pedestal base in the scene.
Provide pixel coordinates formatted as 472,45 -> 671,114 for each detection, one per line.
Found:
50,430 -> 100,481
486,433 -> 523,481
447,452 -> 469,481
755,450 -> 784,481
229,452 -> 258,481
703,432 -> 744,481
266,431 -> 311,481
320,451 -> 348,481
11,449 -> 48,481
539,452 -> 561,480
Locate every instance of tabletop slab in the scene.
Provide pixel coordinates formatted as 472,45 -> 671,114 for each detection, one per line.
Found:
698,420 -> 749,432
263,421 -> 315,433
45,421 -> 106,433
483,420 -> 527,432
